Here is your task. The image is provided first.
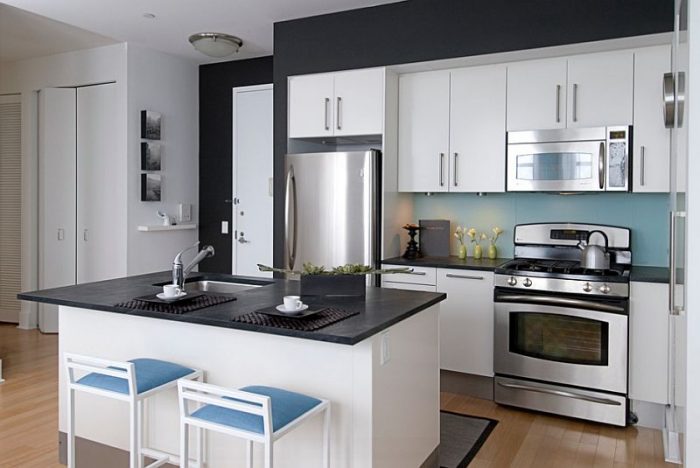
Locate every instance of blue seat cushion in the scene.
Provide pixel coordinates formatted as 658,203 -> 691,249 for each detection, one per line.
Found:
191,385 -> 322,434
76,358 -> 195,395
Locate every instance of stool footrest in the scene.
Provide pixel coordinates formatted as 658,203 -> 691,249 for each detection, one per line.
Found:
141,447 -> 202,468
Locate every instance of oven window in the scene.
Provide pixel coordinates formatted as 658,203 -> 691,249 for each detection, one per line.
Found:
516,153 -> 593,181
509,312 -> 609,366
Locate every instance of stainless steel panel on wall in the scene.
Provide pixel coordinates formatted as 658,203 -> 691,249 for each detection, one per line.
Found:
284,151 -> 379,272
494,300 -> 628,394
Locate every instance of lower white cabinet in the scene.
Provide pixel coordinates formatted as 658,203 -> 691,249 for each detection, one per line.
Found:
437,269 -> 494,376
629,281 -> 669,404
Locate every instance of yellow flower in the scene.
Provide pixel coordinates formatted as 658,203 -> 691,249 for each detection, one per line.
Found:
467,227 -> 477,239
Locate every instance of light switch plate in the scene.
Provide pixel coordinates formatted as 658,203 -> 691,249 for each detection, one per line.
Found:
221,221 -> 229,234
178,203 -> 192,222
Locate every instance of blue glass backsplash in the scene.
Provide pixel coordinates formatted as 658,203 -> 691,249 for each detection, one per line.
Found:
413,192 -> 669,266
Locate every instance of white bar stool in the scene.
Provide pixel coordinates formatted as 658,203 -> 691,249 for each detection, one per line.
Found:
178,380 -> 330,468
65,353 -> 203,468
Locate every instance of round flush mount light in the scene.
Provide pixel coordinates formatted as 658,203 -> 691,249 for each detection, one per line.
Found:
142,13 -> 156,19
188,32 -> 243,58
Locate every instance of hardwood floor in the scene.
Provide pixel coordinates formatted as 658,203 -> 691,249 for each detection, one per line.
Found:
0,323 -> 676,467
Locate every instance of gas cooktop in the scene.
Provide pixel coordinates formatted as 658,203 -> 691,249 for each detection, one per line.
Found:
496,258 -> 629,282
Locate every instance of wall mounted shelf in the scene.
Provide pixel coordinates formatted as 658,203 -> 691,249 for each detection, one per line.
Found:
137,224 -> 197,232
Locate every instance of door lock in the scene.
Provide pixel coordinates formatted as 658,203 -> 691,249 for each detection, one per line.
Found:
238,232 -> 250,244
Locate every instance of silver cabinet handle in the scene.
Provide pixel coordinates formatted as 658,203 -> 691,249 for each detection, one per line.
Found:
83,229 -> 88,242
285,166 -> 297,270
598,142 -> 605,190
640,146 -> 646,186
497,381 -> 621,406
453,153 -> 459,187
336,96 -> 342,130
572,83 -> 578,122
446,273 -> 484,280
324,97 -> 330,131
439,153 -> 445,187
406,271 -> 427,276
555,84 -> 561,123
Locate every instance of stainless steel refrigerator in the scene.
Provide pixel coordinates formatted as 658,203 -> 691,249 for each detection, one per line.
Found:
284,150 -> 381,276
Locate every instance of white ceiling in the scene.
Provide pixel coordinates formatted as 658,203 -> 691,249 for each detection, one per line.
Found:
0,3 -> 117,63
1,0 -> 402,63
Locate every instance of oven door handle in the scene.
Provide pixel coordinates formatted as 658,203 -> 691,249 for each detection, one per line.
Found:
496,294 -> 625,314
497,381 -> 622,406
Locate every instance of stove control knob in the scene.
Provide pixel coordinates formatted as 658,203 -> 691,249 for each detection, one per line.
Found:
523,278 -> 532,287
600,284 -> 611,294
507,276 -> 517,286
583,282 -> 593,293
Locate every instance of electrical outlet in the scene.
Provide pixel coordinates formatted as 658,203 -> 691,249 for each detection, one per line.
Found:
221,221 -> 229,234
178,203 -> 191,222
380,332 -> 390,366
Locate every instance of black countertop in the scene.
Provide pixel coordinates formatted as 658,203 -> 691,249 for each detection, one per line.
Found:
382,256 -> 512,271
17,271 -> 446,346
384,256 -> 670,283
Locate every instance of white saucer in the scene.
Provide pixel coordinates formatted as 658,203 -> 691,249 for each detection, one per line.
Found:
276,304 -> 309,314
157,292 -> 187,301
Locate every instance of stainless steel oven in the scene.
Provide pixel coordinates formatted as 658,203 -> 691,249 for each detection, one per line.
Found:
507,126 -> 631,192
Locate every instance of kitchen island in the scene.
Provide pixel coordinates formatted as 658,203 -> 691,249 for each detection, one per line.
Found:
19,271 -> 445,468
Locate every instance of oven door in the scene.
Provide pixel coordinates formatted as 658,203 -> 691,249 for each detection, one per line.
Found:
507,141 -> 605,192
494,293 -> 627,394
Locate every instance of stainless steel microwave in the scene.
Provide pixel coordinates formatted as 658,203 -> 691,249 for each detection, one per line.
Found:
507,126 -> 631,192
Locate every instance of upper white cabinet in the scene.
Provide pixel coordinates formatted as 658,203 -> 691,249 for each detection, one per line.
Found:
633,45 -> 671,193
567,50 -> 634,128
398,70 -> 450,192
398,65 -> 506,193
288,68 -> 384,138
506,51 -> 633,131
506,58 -> 567,131
629,281 -> 669,405
437,269 -> 494,376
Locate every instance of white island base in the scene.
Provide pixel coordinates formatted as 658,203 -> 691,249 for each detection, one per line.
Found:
57,304 -> 439,468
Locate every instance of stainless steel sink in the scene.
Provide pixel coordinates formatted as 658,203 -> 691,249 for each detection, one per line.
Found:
184,280 -> 262,294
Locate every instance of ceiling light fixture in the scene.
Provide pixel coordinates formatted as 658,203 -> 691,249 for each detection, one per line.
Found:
142,13 -> 156,19
188,32 -> 243,58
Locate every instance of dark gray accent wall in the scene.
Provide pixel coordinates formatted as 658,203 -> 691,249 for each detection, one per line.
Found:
198,56 -> 273,273
271,0 -> 673,268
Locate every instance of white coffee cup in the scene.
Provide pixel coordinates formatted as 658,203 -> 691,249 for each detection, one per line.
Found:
283,295 -> 303,311
163,284 -> 183,298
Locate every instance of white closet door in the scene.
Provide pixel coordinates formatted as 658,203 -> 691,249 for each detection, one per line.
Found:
0,95 -> 22,323
77,84 -> 124,284
39,88 -> 77,332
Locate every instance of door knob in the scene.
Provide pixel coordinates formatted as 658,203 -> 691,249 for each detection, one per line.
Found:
238,233 -> 250,244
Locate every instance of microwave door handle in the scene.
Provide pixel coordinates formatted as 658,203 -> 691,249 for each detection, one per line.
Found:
599,142 -> 605,190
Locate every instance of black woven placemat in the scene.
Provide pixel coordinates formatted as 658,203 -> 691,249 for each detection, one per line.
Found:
232,306 -> 360,331
115,294 -> 236,314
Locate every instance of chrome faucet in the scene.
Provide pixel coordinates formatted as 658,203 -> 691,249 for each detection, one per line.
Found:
172,242 -> 215,289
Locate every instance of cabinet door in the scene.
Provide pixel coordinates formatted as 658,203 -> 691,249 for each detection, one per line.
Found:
450,65 -> 506,192
77,83 -> 126,283
633,46 -> 671,193
506,58 -> 567,131
567,50 -> 634,128
398,71 -> 450,192
288,73 -> 335,138
629,282 -> 669,404
437,269 -> 494,376
334,68 -> 384,137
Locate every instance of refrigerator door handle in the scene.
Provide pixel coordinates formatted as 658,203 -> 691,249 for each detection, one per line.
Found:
285,166 -> 298,270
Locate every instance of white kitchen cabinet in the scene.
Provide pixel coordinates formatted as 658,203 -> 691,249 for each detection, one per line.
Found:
629,281 -> 669,405
398,66 -> 506,193
567,50 -> 634,128
437,269 -> 494,376
288,68 -> 384,139
450,65 -> 506,192
398,70 -> 450,192
506,58 -> 567,131
633,46 -> 671,193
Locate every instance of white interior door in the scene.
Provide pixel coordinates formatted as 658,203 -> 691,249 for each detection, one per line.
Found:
0,95 -> 22,324
76,83 -> 124,284
232,85 -> 273,277
38,88 -> 77,333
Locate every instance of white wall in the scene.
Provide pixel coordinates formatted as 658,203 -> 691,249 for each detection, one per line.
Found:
0,44 -> 128,329
126,44 -> 199,275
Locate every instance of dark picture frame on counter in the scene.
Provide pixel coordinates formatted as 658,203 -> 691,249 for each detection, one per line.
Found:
140,110 -> 162,140
140,141 -> 162,171
141,173 -> 162,202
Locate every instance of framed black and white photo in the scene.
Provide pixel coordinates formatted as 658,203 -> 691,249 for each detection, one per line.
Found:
140,141 -> 162,171
141,173 -> 162,202
141,110 -> 162,140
